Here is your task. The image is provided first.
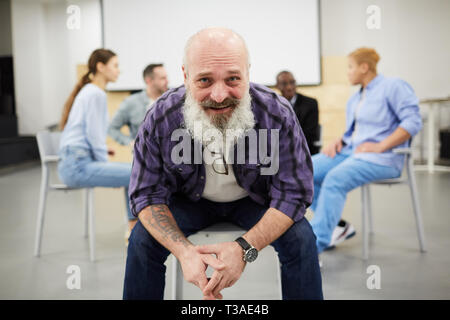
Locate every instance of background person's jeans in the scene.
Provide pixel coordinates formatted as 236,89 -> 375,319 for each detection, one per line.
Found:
58,146 -> 134,220
310,150 -> 401,253
123,195 -> 323,300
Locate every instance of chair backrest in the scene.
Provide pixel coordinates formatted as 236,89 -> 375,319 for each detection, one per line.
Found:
36,131 -> 61,161
402,138 -> 413,169
313,124 -> 323,149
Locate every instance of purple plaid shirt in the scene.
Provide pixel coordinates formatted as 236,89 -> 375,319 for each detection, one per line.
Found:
129,83 -> 313,222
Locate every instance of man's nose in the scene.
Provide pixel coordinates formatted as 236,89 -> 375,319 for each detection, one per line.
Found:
210,82 -> 228,103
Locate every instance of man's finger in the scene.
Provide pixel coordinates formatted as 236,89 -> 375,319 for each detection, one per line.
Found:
201,254 -> 226,271
197,273 -> 209,291
203,271 -> 222,296
196,244 -> 221,254
212,277 -> 228,298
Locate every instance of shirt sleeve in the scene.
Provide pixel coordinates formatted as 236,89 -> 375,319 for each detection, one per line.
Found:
269,118 -> 314,222
128,127 -> 172,217
85,93 -> 108,162
387,79 -> 422,137
108,99 -> 133,145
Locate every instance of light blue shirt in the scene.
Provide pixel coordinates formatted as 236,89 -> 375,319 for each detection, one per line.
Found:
342,74 -> 422,172
59,83 -> 109,162
107,90 -> 153,145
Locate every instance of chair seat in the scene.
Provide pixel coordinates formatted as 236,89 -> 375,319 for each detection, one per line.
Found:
49,183 -> 82,190
372,178 -> 407,185
201,222 -> 243,233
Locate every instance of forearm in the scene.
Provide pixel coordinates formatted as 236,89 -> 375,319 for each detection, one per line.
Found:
138,204 -> 193,259
108,125 -> 132,145
379,127 -> 411,152
242,207 -> 294,251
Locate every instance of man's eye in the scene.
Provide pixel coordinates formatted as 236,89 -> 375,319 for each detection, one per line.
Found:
199,78 -> 209,83
229,76 -> 239,81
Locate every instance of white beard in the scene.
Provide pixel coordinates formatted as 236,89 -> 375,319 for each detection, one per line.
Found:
182,86 -> 255,156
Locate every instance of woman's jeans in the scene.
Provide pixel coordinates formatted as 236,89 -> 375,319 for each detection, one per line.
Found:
123,195 -> 323,300
58,146 -> 134,221
310,150 -> 401,253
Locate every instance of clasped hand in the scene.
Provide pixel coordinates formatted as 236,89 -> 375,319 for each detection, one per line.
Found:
179,241 -> 245,300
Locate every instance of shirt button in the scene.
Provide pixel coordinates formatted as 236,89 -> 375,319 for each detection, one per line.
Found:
196,193 -> 200,197
200,176 -> 204,180
177,168 -> 183,172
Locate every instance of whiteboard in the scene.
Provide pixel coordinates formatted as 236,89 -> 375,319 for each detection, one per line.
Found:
102,0 -> 321,91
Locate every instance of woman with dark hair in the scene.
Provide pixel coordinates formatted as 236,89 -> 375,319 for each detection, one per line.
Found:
58,49 -> 137,240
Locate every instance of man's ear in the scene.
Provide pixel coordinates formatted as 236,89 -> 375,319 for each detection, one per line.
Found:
182,65 -> 187,81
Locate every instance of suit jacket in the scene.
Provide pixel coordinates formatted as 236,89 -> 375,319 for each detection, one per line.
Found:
291,93 -> 320,155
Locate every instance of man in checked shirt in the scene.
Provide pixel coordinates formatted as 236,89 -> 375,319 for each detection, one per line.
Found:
123,27 -> 323,300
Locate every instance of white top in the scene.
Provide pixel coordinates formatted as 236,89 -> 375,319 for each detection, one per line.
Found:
201,142 -> 249,202
59,83 -> 108,161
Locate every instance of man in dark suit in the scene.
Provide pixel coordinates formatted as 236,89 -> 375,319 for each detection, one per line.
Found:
276,71 -> 320,155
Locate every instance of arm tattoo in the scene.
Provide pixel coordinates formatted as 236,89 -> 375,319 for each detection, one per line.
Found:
143,204 -> 191,248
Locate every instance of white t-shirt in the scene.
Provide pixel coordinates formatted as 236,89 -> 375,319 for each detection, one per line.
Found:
201,141 -> 248,202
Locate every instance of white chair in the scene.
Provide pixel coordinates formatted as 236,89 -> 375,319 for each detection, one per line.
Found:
360,145 -> 427,260
313,124 -> 323,151
34,131 -> 96,262
171,222 -> 282,300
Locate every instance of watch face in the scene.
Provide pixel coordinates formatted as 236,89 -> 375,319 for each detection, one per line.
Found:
245,248 -> 258,262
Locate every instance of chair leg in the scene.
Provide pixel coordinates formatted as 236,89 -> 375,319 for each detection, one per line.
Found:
83,189 -> 89,238
366,185 -> 374,234
407,160 -> 427,252
275,254 -> 282,300
361,185 -> 369,260
172,255 -> 183,300
87,188 -> 96,262
34,166 -> 49,257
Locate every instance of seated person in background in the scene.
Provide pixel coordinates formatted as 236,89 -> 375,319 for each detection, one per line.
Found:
58,49 -> 136,238
108,63 -> 169,146
276,71 -> 320,155
123,27 -> 322,300
310,47 -> 422,254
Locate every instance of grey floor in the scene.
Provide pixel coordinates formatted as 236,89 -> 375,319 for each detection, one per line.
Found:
0,163 -> 449,300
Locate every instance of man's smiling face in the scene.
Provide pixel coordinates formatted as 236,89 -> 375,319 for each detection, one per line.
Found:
183,28 -> 250,126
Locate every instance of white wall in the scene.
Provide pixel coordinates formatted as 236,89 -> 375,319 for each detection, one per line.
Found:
320,0 -> 450,159
320,0 -> 450,100
103,0 -> 321,90
11,0 -> 450,136
11,0 -> 102,135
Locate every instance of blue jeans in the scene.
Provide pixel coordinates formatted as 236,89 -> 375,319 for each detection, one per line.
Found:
310,150 -> 401,253
123,195 -> 323,300
58,146 -> 134,220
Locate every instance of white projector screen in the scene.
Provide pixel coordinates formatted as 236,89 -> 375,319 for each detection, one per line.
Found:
102,0 -> 321,91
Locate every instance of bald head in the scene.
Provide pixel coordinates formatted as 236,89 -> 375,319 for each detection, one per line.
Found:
183,27 -> 250,76
181,27 -> 252,131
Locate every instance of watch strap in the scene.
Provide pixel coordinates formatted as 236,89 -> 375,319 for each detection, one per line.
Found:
235,236 -> 251,251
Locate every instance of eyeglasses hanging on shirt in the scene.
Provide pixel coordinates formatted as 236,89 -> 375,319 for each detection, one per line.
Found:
205,138 -> 229,176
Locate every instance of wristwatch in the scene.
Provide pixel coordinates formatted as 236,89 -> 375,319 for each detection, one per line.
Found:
235,237 -> 258,263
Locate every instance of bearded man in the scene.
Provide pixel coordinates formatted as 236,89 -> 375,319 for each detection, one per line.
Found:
123,27 -> 323,300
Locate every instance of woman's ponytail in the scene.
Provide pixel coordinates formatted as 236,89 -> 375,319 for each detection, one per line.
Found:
59,49 -> 116,130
